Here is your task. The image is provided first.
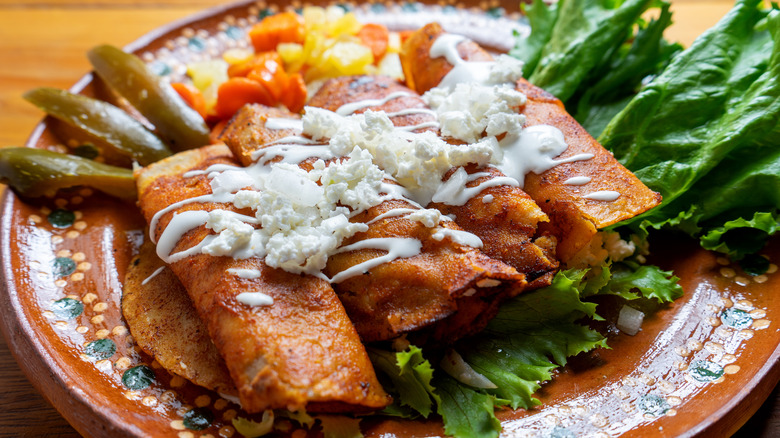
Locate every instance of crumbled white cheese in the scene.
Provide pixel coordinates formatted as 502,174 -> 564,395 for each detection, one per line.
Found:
487,55 -> 525,85
423,83 -> 526,144
604,231 -> 637,262
199,148 -> 395,275
302,107 -> 498,205
566,231 -> 638,269
407,208 -> 447,228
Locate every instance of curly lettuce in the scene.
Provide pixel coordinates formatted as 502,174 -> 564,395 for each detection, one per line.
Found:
370,263 -> 680,438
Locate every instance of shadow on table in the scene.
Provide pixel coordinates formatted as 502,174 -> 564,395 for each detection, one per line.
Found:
732,385 -> 779,438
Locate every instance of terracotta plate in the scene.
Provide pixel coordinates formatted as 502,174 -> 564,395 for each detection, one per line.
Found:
1,1 -> 778,437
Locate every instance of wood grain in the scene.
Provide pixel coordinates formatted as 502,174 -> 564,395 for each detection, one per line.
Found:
0,1 -> 776,437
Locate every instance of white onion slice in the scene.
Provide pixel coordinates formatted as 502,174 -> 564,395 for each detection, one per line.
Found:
440,349 -> 497,389
617,305 -> 645,336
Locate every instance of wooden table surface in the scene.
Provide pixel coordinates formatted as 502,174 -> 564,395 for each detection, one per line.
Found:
0,0 -> 777,437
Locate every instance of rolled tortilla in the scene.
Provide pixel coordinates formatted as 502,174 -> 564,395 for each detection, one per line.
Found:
400,22 -> 662,262
220,104 -> 527,342
122,238 -> 237,396
308,75 -> 559,286
135,144 -> 390,413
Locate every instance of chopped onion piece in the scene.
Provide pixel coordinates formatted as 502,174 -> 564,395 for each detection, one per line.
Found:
617,305 -> 645,336
440,348 -> 497,389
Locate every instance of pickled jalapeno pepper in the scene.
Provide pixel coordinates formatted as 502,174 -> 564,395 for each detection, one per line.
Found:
88,45 -> 211,151
0,147 -> 136,200
24,87 -> 171,166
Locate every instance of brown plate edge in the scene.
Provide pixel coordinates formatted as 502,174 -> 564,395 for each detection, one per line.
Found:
683,333 -> 780,437
0,190 -> 144,438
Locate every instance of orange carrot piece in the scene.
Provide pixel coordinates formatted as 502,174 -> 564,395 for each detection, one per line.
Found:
357,23 -> 389,64
210,118 -> 230,144
215,77 -> 274,120
171,82 -> 208,119
228,51 -> 284,78
399,30 -> 415,45
248,11 -> 305,53
280,73 -> 307,114
246,53 -> 289,101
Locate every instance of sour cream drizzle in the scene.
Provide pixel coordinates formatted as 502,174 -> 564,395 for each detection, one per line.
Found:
236,292 -> 274,307
430,34 -> 494,88
395,121 -> 440,132
329,238 -> 423,284
432,228 -> 484,248
227,268 -> 263,279
427,33 -> 603,194
365,208 -> 419,224
141,266 -> 166,286
265,117 -> 303,131
431,169 -> 519,206
564,176 -> 591,186
335,91 -> 412,116
585,191 -> 621,201
384,108 -> 437,118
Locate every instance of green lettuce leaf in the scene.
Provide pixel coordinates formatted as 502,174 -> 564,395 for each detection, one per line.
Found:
527,0 -> 655,102
369,262 -> 681,437
511,0 -> 681,137
457,270 -> 607,411
700,212 -> 780,258
600,262 -> 684,302
509,0 -> 559,77
433,374 -> 501,438
317,415 -> 363,438
600,0 -> 780,255
367,345 -> 438,418
574,2 -> 684,136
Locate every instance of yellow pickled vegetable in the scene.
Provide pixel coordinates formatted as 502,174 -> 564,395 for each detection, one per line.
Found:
187,60 -> 229,114
325,42 -> 374,75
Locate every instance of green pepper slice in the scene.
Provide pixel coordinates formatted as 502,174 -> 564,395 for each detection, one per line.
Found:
24,87 -> 171,166
0,148 -> 136,201
88,44 -> 210,152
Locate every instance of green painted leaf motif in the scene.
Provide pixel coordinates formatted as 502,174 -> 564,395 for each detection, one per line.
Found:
48,209 -> 75,228
486,7 -> 504,18
689,360 -> 725,382
721,308 -> 753,329
122,365 -> 155,390
188,37 -> 206,52
53,257 -> 76,277
637,394 -> 670,416
401,2 -> 421,13
84,339 -> 116,360
225,26 -> 243,40
148,61 -> 171,77
183,408 -> 214,431
51,298 -> 83,319
257,8 -> 273,19
548,425 -> 577,438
